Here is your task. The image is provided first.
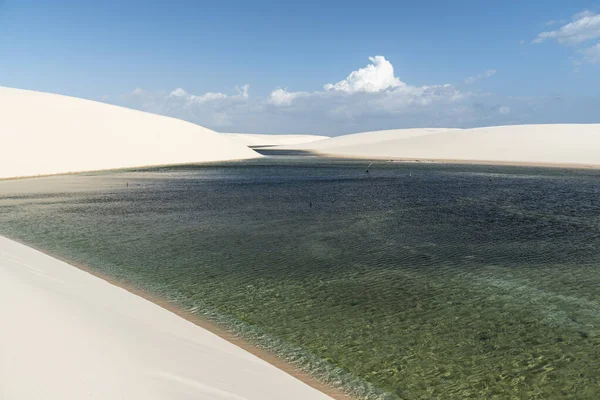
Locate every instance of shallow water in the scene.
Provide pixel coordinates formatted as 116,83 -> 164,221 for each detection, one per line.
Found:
2,159 -> 600,399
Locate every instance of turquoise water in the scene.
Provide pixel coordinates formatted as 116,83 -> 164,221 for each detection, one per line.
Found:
2,160 -> 600,399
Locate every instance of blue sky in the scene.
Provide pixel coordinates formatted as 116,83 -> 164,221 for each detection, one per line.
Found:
1,0 -> 599,134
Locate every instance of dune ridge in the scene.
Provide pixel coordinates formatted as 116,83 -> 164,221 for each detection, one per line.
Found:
221,133 -> 329,147
0,87 -> 259,179
278,125 -> 600,167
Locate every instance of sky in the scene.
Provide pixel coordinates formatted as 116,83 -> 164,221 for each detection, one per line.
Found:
1,0 -> 599,135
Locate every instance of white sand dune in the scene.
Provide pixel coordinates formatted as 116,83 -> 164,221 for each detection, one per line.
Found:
222,133 -> 329,147
0,87 -> 259,179
282,128 -> 457,152
280,125 -> 600,167
0,236 -> 332,400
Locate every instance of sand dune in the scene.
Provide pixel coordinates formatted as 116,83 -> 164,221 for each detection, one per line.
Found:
282,128 -> 457,152
0,236 -> 332,400
0,87 -> 259,179
221,133 -> 329,147
280,125 -> 600,167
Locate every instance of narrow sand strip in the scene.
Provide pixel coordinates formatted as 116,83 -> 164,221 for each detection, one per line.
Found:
0,236 -> 332,400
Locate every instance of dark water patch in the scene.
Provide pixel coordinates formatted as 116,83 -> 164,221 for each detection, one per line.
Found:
252,148 -> 318,156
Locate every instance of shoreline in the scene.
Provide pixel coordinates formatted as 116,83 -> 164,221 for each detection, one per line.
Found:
0,157 -> 262,182
313,153 -> 600,170
2,155 -> 599,183
1,233 -> 354,400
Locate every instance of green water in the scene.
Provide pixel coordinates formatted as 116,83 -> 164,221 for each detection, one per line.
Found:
2,160 -> 600,399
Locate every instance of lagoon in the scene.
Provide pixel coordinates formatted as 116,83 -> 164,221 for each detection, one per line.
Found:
2,159 -> 600,399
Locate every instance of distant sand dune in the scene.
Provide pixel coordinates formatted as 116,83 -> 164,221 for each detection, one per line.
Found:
278,125 -> 600,167
0,87 -> 259,179
221,133 -> 329,147
284,128 -> 458,151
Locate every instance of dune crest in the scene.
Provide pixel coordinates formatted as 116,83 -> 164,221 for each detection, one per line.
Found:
279,125 -> 600,167
0,87 -> 259,179
221,133 -> 329,147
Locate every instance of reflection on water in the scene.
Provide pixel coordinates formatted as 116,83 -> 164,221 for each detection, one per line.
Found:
2,159 -> 600,399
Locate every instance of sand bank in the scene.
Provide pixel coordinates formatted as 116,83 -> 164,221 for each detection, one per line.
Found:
0,236 -> 333,400
0,87 -> 259,179
277,125 -> 600,167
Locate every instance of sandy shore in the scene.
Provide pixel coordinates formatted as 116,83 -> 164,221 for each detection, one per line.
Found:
0,87 -> 259,179
0,235 -> 340,400
319,155 -> 600,170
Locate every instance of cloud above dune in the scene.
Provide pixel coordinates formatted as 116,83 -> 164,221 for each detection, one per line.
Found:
168,85 -> 248,103
268,88 -> 310,106
267,56 -> 409,106
267,56 -> 464,109
126,85 -> 251,128
323,56 -> 405,93
533,10 -> 600,66
533,11 -> 600,44
116,55 -> 580,135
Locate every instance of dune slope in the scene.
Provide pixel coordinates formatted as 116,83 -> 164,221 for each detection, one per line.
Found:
283,128 -> 457,152
0,236 -> 332,400
281,125 -> 600,167
0,87 -> 259,179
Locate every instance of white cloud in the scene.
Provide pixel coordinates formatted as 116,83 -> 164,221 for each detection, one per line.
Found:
169,87 -> 231,103
582,42 -> 600,63
118,83 -> 583,135
377,84 -> 465,109
464,69 -> 497,84
267,56 -> 463,111
573,10 -> 596,20
169,88 -> 188,97
268,88 -> 311,106
533,10 -> 600,44
533,10 -> 600,65
323,56 -> 405,93
121,85 -> 251,128
116,56 -> 575,135
167,85 -> 250,105
193,92 -> 228,103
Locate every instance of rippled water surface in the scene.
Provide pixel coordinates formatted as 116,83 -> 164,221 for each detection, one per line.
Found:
2,160 -> 600,399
